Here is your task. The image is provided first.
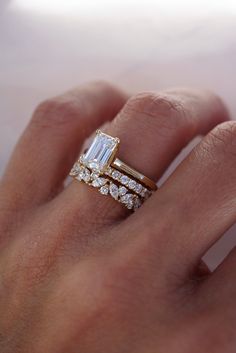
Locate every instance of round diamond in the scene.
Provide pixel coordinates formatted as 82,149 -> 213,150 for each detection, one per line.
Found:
134,183 -> 143,194
92,177 -> 107,187
76,173 -> 83,181
140,188 -> 151,199
91,171 -> 100,180
118,186 -> 127,196
120,175 -> 130,186
120,193 -> 133,204
88,161 -> 100,170
140,188 -> 148,198
126,201 -> 134,210
75,167 -> 85,181
99,185 -> 109,195
128,180 -> 137,190
133,197 -> 142,210
77,168 -> 90,183
112,170 -> 122,180
106,167 -> 113,175
120,193 -> 134,210
84,169 -> 91,183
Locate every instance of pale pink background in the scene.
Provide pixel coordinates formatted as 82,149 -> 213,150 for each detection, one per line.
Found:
1,0 -> 236,269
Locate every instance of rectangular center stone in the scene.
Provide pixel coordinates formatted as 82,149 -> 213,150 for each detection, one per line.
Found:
83,131 -> 118,171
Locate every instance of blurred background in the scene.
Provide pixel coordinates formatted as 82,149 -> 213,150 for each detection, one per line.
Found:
1,0 -> 236,268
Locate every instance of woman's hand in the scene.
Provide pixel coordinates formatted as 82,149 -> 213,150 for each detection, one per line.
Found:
0,81 -> 235,353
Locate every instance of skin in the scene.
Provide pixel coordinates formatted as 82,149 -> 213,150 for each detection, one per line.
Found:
0,81 -> 235,353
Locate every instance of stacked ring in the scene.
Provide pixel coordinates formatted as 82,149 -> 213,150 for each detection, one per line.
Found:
69,130 -> 157,211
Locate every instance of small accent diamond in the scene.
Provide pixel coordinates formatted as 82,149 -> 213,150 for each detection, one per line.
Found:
128,180 -> 137,190
91,171 -> 100,180
84,169 -> 91,183
118,186 -> 127,196
77,168 -> 90,183
88,161 -> 100,170
92,177 -> 108,187
70,162 -> 81,176
120,193 -> 133,204
109,183 -> 119,199
134,183 -> 143,194
75,168 -> 84,181
99,185 -> 109,195
140,188 -> 152,199
126,201 -> 134,210
140,187 -> 148,198
120,175 -> 130,186
121,193 -> 134,210
133,197 -> 142,210
112,170 -> 122,180
106,166 -> 113,175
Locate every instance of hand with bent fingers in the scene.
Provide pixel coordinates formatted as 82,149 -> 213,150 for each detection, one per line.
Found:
0,81 -> 235,353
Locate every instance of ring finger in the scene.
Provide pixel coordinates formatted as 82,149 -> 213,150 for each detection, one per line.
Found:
58,88 -> 228,225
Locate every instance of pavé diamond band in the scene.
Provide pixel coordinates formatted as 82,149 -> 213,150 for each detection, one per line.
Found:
112,158 -> 157,191
69,130 -> 157,211
70,161 -> 143,210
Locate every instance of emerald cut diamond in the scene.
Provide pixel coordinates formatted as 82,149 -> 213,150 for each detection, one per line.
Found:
83,131 -> 119,172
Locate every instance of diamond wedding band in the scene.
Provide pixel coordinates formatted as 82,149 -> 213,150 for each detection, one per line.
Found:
69,130 -> 157,211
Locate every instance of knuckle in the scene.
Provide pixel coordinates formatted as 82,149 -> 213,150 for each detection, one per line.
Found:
121,92 -> 188,133
31,95 -> 81,129
31,80 -> 123,130
89,80 -> 120,94
206,121 -> 236,158
124,92 -> 159,113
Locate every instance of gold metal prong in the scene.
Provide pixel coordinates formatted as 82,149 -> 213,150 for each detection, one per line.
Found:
115,137 -> 120,144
